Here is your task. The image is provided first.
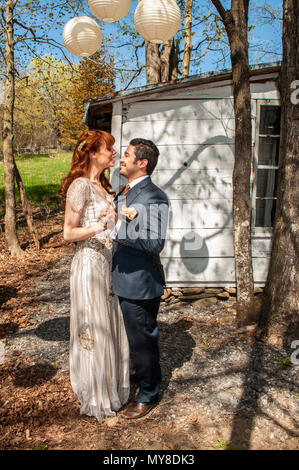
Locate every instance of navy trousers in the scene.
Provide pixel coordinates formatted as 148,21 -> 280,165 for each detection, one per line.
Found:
118,296 -> 161,404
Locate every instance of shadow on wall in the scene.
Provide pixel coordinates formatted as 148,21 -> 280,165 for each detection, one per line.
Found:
180,232 -> 209,274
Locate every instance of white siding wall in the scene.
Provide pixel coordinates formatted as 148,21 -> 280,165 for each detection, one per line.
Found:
114,77 -> 279,286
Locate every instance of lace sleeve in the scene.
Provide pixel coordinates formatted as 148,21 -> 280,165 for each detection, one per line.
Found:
66,178 -> 90,213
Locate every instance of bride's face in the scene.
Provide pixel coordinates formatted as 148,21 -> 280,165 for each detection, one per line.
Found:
90,142 -> 116,169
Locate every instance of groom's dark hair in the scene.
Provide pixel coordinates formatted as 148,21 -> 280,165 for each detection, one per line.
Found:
130,138 -> 159,175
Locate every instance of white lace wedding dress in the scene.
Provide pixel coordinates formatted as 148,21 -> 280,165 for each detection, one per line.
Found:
66,176 -> 130,423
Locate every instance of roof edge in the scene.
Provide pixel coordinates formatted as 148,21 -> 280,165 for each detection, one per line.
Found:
85,61 -> 281,107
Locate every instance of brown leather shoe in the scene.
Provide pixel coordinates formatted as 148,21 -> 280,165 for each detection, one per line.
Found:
120,401 -> 156,420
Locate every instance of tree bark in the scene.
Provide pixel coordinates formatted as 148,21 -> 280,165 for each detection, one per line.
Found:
258,0 -> 299,347
145,39 -> 178,85
160,40 -> 174,83
182,0 -> 193,78
212,0 -> 254,325
169,39 -> 179,81
145,41 -> 160,85
14,163 -> 40,250
3,0 -> 24,257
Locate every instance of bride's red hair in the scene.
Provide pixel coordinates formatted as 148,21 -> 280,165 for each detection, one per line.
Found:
59,129 -> 115,199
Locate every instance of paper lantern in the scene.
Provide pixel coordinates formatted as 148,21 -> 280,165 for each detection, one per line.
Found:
88,0 -> 131,23
134,0 -> 181,44
63,16 -> 103,57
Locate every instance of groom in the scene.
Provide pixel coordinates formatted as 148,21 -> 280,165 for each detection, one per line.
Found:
111,138 -> 169,419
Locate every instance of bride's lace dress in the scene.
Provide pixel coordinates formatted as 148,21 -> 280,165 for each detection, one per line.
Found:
66,177 -> 130,423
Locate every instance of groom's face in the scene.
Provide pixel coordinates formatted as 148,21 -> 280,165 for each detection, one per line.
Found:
120,145 -> 146,181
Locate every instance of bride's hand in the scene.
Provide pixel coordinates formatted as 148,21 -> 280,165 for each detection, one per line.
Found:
100,203 -> 117,229
93,220 -> 106,234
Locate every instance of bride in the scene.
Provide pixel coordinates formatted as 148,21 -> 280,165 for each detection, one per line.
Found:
59,129 -> 130,423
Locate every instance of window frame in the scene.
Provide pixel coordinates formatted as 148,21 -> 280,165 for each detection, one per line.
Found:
251,99 -> 281,234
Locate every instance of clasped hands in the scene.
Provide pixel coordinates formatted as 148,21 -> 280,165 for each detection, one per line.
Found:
94,202 -> 118,234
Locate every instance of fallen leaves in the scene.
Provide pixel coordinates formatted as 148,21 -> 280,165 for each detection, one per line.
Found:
0,356 -> 79,450
0,215 -> 73,339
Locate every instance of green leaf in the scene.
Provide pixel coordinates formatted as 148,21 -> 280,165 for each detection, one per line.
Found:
35,444 -> 48,450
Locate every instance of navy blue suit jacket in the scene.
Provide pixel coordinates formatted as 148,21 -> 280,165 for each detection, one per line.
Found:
112,177 -> 169,300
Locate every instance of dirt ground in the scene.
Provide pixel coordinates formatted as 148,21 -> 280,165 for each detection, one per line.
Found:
0,211 -> 298,451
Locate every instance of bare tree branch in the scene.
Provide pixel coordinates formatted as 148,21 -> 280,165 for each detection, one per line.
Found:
211,0 -> 228,24
124,65 -> 145,90
21,38 -> 74,68
13,18 -> 37,43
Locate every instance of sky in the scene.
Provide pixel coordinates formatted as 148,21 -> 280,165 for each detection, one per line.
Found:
3,0 -> 283,94
58,0 -> 283,90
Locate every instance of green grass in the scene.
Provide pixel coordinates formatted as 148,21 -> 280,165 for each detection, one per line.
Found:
0,153 -> 72,217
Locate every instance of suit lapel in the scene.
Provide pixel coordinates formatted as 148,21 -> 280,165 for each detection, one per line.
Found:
126,177 -> 152,206
114,177 -> 151,208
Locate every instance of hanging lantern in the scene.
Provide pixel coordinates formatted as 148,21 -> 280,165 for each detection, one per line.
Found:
63,16 -> 103,57
134,0 -> 181,44
88,0 -> 131,23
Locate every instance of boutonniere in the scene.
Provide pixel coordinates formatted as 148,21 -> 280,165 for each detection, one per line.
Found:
120,205 -> 138,220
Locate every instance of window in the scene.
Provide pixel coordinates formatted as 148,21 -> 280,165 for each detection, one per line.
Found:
253,102 -> 281,228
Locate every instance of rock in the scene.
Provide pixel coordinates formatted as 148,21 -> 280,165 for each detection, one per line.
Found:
180,290 -> 223,301
197,292 -> 221,299
192,297 -> 218,308
171,289 -> 183,297
161,288 -> 172,300
180,287 -> 205,295
216,292 -> 230,300
178,294 -> 209,301
224,287 -> 236,295
254,287 -> 264,294
204,288 -> 224,294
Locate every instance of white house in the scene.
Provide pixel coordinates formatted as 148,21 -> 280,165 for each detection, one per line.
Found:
84,62 -> 281,288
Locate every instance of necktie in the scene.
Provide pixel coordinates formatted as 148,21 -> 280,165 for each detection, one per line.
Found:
120,184 -> 130,196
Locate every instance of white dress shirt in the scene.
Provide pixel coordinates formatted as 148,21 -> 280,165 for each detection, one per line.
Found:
110,176 -> 150,239
127,175 -> 149,189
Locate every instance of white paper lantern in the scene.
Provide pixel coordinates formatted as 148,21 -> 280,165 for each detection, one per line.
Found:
134,0 -> 181,44
88,0 -> 131,23
63,16 -> 103,57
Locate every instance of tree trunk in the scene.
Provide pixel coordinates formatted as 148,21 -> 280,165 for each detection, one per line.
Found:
146,39 -> 178,85
182,0 -> 193,78
169,40 -> 179,81
145,41 -> 160,85
212,0 -> 254,325
3,0 -> 24,257
160,40 -> 174,83
230,0 -> 255,325
258,0 -> 299,347
14,163 -> 40,250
